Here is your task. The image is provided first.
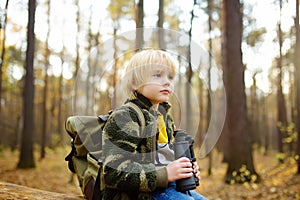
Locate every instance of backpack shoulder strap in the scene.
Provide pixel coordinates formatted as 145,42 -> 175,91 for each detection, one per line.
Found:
126,101 -> 145,131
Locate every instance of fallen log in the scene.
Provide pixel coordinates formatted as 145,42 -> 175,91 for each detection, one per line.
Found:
0,181 -> 83,200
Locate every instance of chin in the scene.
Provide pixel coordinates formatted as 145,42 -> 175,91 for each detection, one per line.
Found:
160,98 -> 169,102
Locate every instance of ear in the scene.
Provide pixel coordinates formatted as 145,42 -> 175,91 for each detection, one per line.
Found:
132,79 -> 140,90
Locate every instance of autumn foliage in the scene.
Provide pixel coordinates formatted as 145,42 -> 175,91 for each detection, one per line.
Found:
0,148 -> 299,200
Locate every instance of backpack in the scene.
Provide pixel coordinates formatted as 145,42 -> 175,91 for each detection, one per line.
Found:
64,102 -> 145,200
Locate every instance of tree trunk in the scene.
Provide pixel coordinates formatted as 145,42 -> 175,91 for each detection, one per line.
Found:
205,0 -> 213,176
40,0 -> 51,160
185,0 -> 195,134
221,0 -> 259,183
0,0 -> 9,143
17,0 -> 36,169
135,0 -> 143,49
85,11 -> 93,115
276,0 -> 288,160
262,96 -> 270,155
0,0 -> 9,113
57,51 -> 64,140
250,74 -> 258,146
157,0 -> 165,49
112,27 -> 118,109
73,0 -> 80,114
294,0 -> 300,174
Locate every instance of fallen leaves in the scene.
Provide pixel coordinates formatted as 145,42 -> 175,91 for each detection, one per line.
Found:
0,148 -> 299,200
197,151 -> 300,200
0,148 -> 83,199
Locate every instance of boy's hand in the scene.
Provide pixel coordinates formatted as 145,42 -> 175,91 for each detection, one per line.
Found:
192,161 -> 201,181
166,157 -> 194,182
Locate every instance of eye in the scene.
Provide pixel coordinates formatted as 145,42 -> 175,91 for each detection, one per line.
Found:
168,75 -> 174,80
153,72 -> 161,78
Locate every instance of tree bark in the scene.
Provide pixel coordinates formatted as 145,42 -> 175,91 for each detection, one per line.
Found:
135,0 -> 144,49
294,0 -> 300,174
40,0 -> 51,160
17,0 -> 36,168
207,0 -> 213,176
157,0 -> 165,49
221,0 -> 259,183
73,0 -> 80,114
0,181 -> 82,200
276,0 -> 288,161
0,0 -> 9,144
185,0 -> 196,134
0,0 -> 9,113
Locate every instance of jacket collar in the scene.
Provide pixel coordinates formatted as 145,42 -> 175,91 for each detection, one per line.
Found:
128,91 -> 172,113
158,102 -> 171,115
129,91 -> 152,110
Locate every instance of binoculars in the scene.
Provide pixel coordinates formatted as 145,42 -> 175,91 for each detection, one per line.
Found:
173,129 -> 199,192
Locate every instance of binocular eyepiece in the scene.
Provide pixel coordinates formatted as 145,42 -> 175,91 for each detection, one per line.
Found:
173,129 -> 199,192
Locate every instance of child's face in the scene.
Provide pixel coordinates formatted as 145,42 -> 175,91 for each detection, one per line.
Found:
138,64 -> 175,107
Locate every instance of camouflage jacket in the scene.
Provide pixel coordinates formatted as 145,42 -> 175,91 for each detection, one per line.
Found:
102,93 -> 174,200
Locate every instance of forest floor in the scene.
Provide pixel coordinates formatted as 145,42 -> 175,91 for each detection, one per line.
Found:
0,147 -> 299,200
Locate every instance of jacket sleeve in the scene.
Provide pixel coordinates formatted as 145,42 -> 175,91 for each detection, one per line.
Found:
102,106 -> 168,193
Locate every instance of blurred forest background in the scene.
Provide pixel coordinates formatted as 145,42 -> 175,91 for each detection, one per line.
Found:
0,0 -> 300,199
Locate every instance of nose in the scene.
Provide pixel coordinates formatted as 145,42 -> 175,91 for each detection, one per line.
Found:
162,75 -> 171,86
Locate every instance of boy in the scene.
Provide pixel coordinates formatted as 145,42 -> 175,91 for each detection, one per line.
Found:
102,49 -> 207,200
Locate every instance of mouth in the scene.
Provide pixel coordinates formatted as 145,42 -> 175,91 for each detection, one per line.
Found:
160,89 -> 170,94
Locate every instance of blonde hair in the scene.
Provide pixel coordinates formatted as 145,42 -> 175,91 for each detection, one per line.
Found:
123,49 -> 177,95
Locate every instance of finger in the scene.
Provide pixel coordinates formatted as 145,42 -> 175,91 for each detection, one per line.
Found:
194,170 -> 200,177
179,172 -> 194,179
177,157 -> 190,162
180,167 -> 194,174
195,172 -> 201,180
193,166 -> 199,173
192,162 -> 199,168
181,162 -> 192,168
193,164 -> 199,170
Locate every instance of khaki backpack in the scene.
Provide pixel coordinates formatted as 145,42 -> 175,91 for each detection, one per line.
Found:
65,102 -> 145,200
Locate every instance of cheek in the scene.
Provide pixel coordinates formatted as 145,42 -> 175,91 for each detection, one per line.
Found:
138,83 -> 157,95
170,81 -> 174,87
169,82 -> 175,90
